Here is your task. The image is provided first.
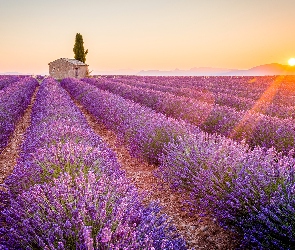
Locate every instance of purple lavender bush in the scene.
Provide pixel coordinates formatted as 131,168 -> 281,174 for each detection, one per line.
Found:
113,75 -> 295,119
66,77 -> 295,248
35,75 -> 46,81
0,77 -> 38,152
0,75 -> 19,90
1,170 -> 186,249
61,78 -> 195,164
83,77 -> 217,128
3,77 -> 119,197
158,134 -> 295,249
4,141 -> 124,199
1,77 -> 186,249
83,77 -> 295,155
96,76 -> 255,113
243,185 -> 295,249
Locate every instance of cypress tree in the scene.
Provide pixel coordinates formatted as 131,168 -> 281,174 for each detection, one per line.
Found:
73,33 -> 88,63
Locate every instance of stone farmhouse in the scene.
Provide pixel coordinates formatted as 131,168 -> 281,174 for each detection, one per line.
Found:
48,58 -> 88,80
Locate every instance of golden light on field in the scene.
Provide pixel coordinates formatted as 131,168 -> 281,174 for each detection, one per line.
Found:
230,75 -> 285,141
288,58 -> 295,66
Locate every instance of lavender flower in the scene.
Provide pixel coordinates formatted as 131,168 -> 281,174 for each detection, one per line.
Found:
1,77 -> 186,249
0,77 -> 38,152
83,76 -> 295,154
1,170 -> 186,249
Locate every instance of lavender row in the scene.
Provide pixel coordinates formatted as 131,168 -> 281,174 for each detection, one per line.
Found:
127,75 -> 295,106
64,78 -> 295,249
83,77 -> 295,154
3,77 -> 118,196
111,76 -> 295,120
62,78 -> 196,165
0,75 -> 20,90
1,78 -> 185,249
109,75 -> 267,100
158,136 -> 295,249
114,76 -> 255,112
0,77 -> 38,152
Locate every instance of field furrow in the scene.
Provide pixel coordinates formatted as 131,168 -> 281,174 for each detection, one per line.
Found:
1,75 -> 294,249
72,96 -> 238,249
62,77 -> 295,249
0,85 -> 39,184
1,78 -> 186,249
130,75 -> 295,106
83,77 -> 295,154
112,76 -> 295,119
0,77 -> 39,152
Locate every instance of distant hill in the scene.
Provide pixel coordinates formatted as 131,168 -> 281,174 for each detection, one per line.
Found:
3,63 -> 295,77
137,63 -> 295,76
223,63 -> 295,76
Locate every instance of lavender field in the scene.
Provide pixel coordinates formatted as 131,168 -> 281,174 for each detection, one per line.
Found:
1,75 -> 295,249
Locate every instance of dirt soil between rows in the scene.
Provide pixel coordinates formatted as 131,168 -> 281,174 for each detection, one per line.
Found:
0,87 -> 39,185
0,85 -> 240,249
73,98 -> 240,250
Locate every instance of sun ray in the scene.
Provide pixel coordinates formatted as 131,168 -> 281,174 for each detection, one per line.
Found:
230,75 -> 286,142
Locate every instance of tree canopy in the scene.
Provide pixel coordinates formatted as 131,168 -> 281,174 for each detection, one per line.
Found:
73,33 -> 88,63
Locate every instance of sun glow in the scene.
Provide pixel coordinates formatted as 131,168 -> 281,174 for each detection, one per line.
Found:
288,58 -> 295,66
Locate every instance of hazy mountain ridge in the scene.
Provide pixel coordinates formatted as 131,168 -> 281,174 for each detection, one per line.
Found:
137,63 -> 295,76
224,63 -> 295,76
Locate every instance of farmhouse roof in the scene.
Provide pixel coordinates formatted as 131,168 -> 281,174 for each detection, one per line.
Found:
48,58 -> 88,66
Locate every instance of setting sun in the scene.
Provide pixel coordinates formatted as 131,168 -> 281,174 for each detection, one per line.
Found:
288,58 -> 295,66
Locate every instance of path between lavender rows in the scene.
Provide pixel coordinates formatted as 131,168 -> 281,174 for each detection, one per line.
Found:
1,84 -> 238,249
71,96 -> 239,249
0,87 -> 39,184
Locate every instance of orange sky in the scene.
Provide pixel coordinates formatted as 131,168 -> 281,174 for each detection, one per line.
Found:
0,0 -> 294,74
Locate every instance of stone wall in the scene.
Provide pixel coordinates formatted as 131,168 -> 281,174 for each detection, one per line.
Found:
49,59 -> 88,80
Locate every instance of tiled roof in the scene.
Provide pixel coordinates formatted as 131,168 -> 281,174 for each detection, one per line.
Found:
49,58 -> 88,66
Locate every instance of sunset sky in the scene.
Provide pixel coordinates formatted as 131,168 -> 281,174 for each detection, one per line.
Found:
0,0 -> 294,74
